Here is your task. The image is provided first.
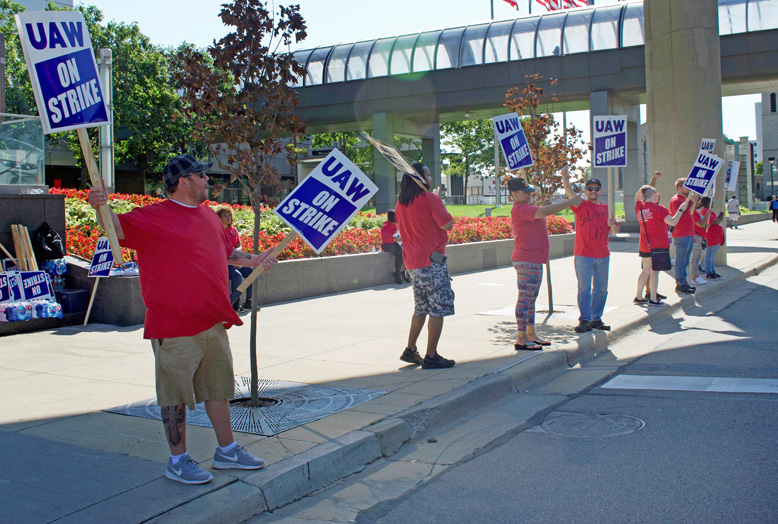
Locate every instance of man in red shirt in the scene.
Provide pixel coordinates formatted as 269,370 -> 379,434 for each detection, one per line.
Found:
561,167 -> 619,333
88,154 -> 278,485
395,163 -> 456,369
669,178 -> 699,294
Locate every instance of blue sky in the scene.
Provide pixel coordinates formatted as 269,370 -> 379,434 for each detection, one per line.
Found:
81,0 -> 759,141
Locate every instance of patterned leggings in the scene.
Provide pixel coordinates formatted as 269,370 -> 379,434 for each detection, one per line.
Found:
513,261 -> 543,332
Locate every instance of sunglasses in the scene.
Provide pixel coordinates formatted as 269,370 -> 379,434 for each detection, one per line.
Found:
586,186 -> 601,191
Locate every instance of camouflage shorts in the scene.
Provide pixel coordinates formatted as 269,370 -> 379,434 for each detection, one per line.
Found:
409,262 -> 455,317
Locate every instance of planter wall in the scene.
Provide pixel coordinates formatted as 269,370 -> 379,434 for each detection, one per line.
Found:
65,233 -> 576,327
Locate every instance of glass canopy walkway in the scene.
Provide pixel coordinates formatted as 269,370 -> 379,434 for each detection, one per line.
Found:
292,0 -> 778,88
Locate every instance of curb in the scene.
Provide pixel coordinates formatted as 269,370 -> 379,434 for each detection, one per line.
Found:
154,252 -> 778,522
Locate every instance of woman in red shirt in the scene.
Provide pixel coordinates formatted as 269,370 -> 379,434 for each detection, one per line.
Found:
634,185 -> 690,306
699,197 -> 725,279
216,206 -> 249,311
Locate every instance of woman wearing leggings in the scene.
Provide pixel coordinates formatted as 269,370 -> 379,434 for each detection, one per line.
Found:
508,176 -> 581,351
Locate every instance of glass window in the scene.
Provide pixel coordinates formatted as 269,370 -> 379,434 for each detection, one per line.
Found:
719,0 -> 747,34
747,0 -> 778,31
460,23 -> 489,67
291,49 -> 313,87
413,31 -> 441,72
484,20 -> 513,63
305,47 -> 331,86
368,37 -> 395,78
325,44 -> 351,84
346,40 -> 373,81
0,116 -> 45,186
436,27 -> 465,69
621,3 -> 644,48
536,13 -> 566,57
390,34 -> 417,75
590,5 -> 621,51
510,17 -> 539,60
563,9 -> 593,55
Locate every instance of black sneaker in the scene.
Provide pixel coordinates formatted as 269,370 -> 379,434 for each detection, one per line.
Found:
574,320 -> 592,333
422,353 -> 455,369
675,284 -> 695,294
657,293 -> 667,300
400,348 -> 423,365
648,299 -> 667,307
590,320 -> 611,331
634,297 -> 649,305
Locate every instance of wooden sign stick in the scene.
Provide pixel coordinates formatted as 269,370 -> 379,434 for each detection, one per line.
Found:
84,276 -> 100,326
77,127 -> 123,263
22,226 -> 38,271
0,241 -> 18,265
236,232 -> 297,294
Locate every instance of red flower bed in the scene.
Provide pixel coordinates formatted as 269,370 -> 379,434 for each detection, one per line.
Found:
53,188 -> 573,262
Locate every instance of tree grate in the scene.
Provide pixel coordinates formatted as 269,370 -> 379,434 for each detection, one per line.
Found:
104,376 -> 387,436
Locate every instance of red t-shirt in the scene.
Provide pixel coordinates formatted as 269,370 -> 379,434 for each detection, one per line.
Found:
395,192 -> 453,270
635,201 -> 670,251
693,210 -> 707,238
572,200 -> 610,258
669,194 -> 694,238
380,221 -> 398,244
511,203 -> 549,264
226,226 -> 241,249
706,214 -> 725,246
118,199 -> 242,339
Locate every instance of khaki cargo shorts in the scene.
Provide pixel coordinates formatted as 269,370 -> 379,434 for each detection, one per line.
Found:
150,323 -> 235,410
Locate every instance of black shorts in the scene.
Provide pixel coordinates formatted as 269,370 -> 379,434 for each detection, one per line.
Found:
639,251 -> 651,258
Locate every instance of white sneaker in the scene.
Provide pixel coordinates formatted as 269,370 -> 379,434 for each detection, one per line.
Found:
693,277 -> 708,285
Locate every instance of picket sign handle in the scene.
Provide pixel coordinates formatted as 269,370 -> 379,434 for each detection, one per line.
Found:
77,127 -> 123,263
0,241 -> 18,265
84,276 -> 100,326
607,167 -> 616,223
236,232 -> 298,294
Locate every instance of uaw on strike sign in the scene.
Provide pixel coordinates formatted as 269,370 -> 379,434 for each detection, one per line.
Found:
275,149 -> 378,254
15,11 -> 108,134
593,116 -> 627,168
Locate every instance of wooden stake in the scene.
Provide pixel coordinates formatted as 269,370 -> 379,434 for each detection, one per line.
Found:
11,226 -> 26,271
77,127 -> 123,262
84,277 -> 100,326
0,241 -> 17,266
22,226 -> 38,271
236,232 -> 297,294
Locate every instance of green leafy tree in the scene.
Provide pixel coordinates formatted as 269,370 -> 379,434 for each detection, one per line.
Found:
755,161 -> 763,175
1,0 -> 37,115
441,119 -> 495,201
175,0 -> 307,406
311,132 -> 372,170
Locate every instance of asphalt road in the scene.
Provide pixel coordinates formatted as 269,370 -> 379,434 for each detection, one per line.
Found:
368,267 -> 778,524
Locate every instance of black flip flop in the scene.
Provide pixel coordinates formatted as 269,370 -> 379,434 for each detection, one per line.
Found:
514,342 -> 542,351
530,340 -> 551,346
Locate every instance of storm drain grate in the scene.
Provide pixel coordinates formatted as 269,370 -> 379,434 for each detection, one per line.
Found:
104,377 -> 387,436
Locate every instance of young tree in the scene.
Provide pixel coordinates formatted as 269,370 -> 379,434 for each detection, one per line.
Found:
441,119 -> 495,203
311,131 -> 372,172
504,73 -> 587,204
175,0 -> 306,406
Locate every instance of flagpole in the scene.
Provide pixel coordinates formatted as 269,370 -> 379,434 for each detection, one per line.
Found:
491,0 -> 494,19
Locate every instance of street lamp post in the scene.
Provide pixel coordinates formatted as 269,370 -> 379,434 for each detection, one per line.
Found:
769,157 -> 776,199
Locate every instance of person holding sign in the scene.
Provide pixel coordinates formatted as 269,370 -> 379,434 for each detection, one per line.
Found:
634,183 -> 691,306
698,197 -> 725,279
395,163 -> 456,370
380,210 -> 409,284
508,177 -> 582,350
561,166 -> 619,333
88,154 -> 278,485
669,179 -> 699,295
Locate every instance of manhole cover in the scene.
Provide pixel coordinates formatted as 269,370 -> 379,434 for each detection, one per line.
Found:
541,412 -> 645,437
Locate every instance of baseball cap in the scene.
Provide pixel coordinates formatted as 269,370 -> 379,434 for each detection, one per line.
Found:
585,178 -> 602,188
507,178 -> 535,193
163,154 -> 214,188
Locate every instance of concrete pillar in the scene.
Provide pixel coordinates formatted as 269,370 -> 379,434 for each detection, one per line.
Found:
373,113 -> 397,214
644,0 -> 725,259
421,126 -> 441,190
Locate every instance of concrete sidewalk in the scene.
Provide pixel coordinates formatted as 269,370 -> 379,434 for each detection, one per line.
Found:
2,220 -> 777,523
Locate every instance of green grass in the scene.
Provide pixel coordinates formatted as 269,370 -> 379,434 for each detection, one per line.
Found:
363,203 -> 626,220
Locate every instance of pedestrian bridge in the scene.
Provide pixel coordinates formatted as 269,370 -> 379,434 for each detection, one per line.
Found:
292,0 -> 778,133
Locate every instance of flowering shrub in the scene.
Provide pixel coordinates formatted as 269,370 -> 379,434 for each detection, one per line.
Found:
53,188 -> 573,261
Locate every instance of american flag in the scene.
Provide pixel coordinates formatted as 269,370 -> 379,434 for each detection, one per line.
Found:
502,0 -> 519,9
536,0 -> 588,10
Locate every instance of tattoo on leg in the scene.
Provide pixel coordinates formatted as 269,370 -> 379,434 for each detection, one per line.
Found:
160,404 -> 186,447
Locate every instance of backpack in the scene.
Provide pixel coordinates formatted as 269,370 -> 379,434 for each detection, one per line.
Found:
32,222 -> 66,261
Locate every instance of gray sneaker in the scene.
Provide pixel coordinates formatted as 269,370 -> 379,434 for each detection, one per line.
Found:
165,455 -> 213,485
213,444 -> 266,470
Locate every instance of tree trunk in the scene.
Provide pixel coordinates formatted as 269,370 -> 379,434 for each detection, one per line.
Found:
248,191 -> 260,407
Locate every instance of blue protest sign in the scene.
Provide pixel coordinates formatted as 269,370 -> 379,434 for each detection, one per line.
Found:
593,116 -> 627,168
699,138 -> 716,154
0,272 -> 15,303
15,11 -> 108,134
684,152 -> 724,196
493,113 -> 533,171
88,237 -> 114,277
364,134 -> 427,190
18,271 -> 54,301
275,149 -> 378,254
724,160 -> 740,193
